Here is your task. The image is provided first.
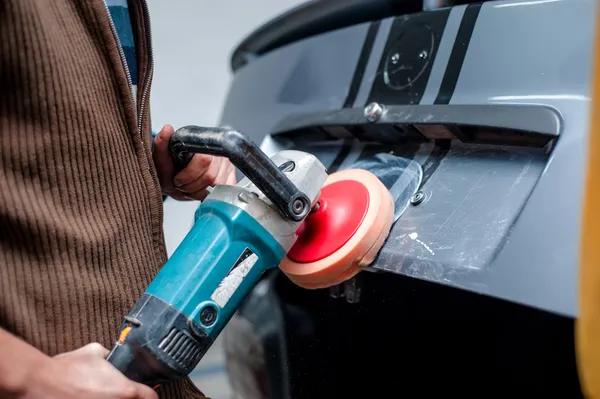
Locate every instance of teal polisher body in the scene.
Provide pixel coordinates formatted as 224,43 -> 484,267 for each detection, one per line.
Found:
106,126 -> 327,387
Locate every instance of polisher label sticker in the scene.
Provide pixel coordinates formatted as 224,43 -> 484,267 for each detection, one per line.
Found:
211,248 -> 258,308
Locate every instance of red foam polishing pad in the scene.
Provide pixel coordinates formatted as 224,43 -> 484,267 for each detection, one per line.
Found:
280,169 -> 395,289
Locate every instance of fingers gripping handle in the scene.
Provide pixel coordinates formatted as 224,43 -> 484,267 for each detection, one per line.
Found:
107,343 -> 156,386
107,344 -> 138,379
170,144 -> 194,172
168,125 -> 311,221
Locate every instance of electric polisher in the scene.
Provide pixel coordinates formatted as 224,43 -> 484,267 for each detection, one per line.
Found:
106,126 -> 395,387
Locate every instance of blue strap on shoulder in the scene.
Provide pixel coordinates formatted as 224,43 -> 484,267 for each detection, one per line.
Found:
151,130 -> 158,150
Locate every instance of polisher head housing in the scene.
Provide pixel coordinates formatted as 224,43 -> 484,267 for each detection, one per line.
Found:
280,169 -> 395,289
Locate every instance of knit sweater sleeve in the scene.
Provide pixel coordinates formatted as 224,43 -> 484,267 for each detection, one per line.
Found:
0,2 -> 205,397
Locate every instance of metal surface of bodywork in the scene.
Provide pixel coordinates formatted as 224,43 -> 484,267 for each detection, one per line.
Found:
219,0 -> 596,317
292,139 -> 549,287
220,23 -> 370,145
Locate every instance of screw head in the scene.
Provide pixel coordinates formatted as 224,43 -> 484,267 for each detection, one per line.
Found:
292,199 -> 305,214
419,50 -> 428,60
364,102 -> 384,123
410,191 -> 425,205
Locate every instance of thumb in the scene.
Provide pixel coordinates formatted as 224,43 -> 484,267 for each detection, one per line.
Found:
153,124 -> 176,192
134,383 -> 160,399
55,342 -> 110,359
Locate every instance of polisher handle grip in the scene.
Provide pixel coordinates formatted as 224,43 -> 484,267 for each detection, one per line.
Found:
169,125 -> 310,221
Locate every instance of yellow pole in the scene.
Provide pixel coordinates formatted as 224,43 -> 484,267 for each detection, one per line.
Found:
578,4 -> 600,397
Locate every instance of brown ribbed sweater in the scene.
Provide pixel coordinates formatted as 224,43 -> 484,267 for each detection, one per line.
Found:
0,1 -> 205,397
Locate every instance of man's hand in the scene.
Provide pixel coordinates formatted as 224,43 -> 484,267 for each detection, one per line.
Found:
0,328 -> 158,399
22,343 -> 158,399
153,124 -> 236,201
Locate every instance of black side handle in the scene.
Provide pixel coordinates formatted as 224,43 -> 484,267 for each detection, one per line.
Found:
168,126 -> 311,222
171,146 -> 194,172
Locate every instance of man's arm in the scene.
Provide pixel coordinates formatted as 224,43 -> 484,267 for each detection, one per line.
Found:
0,328 -> 157,399
0,328 -> 43,397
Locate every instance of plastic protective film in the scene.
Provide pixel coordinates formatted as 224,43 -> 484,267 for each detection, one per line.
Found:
349,153 -> 423,222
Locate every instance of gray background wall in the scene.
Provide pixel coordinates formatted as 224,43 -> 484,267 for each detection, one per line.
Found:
146,1 -> 306,397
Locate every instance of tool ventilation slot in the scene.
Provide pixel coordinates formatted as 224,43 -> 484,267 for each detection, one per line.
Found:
158,327 -> 202,370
